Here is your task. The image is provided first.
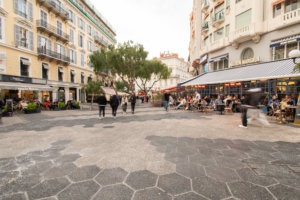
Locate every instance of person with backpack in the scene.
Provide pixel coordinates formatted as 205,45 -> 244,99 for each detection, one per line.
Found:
110,95 -> 119,119
129,93 -> 136,114
96,93 -> 107,119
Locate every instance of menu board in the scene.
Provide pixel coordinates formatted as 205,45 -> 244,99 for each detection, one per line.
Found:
295,95 -> 300,126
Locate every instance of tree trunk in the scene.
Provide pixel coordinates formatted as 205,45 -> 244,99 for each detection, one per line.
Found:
91,93 -> 94,106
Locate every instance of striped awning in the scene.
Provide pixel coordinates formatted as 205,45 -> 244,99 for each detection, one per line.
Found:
181,58 -> 300,86
271,0 -> 285,6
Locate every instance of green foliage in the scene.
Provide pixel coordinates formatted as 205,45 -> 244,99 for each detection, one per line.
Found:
116,80 -> 126,92
75,102 -> 80,108
83,81 -> 103,95
89,41 -> 148,93
27,103 -> 37,111
2,105 -> 7,113
136,60 -> 172,94
58,102 -> 65,109
293,62 -> 300,73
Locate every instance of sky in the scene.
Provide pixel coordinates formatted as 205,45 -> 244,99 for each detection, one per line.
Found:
89,0 -> 193,61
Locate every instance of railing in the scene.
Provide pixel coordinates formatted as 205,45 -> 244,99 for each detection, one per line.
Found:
94,35 -> 108,47
38,47 -> 70,63
36,20 -> 69,42
234,25 -> 250,35
37,0 -> 68,19
202,22 -> 209,30
283,8 -> 300,22
15,40 -> 29,49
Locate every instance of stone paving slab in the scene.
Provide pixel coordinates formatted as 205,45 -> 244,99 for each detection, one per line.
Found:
0,104 -> 299,199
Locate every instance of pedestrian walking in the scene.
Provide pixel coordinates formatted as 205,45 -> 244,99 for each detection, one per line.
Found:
130,93 -> 136,114
110,95 -> 119,119
239,88 -> 270,128
96,93 -> 107,119
163,90 -> 170,111
121,95 -> 128,114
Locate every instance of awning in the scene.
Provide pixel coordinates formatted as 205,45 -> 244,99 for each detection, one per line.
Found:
270,42 -> 281,48
59,68 -> 64,73
214,0 -> 224,8
102,87 -> 115,95
297,38 -> 300,41
42,63 -> 49,70
81,72 -> 85,76
182,58 -> 300,86
21,58 -> 31,66
89,74 -> 93,78
161,86 -> 177,91
271,0 -> 285,6
71,70 -> 76,75
0,82 -> 54,91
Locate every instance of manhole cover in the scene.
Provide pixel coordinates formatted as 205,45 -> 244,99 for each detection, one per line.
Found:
103,126 -> 115,129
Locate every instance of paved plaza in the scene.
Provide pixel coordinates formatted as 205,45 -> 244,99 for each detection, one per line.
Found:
0,104 -> 300,200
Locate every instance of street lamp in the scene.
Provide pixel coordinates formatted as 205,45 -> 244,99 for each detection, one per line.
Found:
288,49 -> 300,64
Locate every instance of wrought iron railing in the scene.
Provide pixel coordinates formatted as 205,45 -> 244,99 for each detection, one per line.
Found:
36,20 -> 69,41
38,47 -> 70,63
94,35 -> 109,47
37,0 -> 68,19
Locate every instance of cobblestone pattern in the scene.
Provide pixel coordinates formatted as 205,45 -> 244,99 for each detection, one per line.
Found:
0,137 -> 300,200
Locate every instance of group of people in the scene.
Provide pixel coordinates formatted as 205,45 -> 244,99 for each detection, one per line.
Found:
96,93 -> 137,119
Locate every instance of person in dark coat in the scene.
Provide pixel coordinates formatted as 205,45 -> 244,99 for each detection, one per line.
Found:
129,93 -> 136,114
163,91 -> 170,111
96,93 -> 107,119
110,95 -> 119,119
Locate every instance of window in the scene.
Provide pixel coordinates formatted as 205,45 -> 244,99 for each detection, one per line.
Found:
55,43 -> 65,56
69,28 -> 74,44
79,34 -> 84,48
235,9 -> 252,30
68,9 -> 75,24
274,45 -> 285,60
204,37 -> 209,46
88,76 -> 92,82
287,42 -> 298,56
70,70 -> 75,83
81,73 -> 85,84
42,63 -> 48,80
225,24 -> 230,37
78,18 -> 85,31
14,25 -> 34,50
40,10 -> 47,26
14,0 -> 33,21
213,62 -> 218,71
57,21 -> 62,36
241,48 -> 254,60
285,0 -> 300,13
80,54 -> 84,67
273,3 -> 282,18
226,0 -> 230,7
0,17 -> 3,42
236,0 -> 242,3
69,49 -> 77,64
88,40 -> 93,52
58,67 -> 64,81
20,58 -> 30,77
214,27 -> 224,41
214,3 -> 224,21
38,36 -> 51,53
0,0 -> 3,7
88,25 -> 92,36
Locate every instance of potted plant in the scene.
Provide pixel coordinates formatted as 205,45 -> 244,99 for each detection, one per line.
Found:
58,102 -> 66,110
24,103 -> 41,114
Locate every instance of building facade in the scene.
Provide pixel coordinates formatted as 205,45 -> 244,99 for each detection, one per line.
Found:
136,53 -> 192,93
189,0 -> 300,75
0,0 -> 116,103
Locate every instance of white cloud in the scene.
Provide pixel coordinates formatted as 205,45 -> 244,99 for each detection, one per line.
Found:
89,0 -> 192,61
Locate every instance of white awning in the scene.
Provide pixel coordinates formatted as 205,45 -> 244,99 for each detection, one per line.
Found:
89,74 -> 93,78
182,58 -> 300,86
21,58 -> 31,66
59,68 -> 64,73
81,72 -> 85,76
42,63 -> 49,70
71,70 -> 76,75
102,87 -> 116,95
0,82 -> 54,91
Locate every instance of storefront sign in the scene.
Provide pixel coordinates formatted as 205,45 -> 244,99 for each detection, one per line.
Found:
32,79 -> 47,85
230,57 -> 260,67
0,75 -> 47,85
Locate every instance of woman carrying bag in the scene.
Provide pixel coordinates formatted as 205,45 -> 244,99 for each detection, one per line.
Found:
121,95 -> 128,114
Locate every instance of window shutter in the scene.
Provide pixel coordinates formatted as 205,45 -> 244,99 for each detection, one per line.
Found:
38,35 -> 41,48
14,25 -> 20,46
48,39 -> 52,50
14,0 -> 18,13
78,17 -> 80,28
75,52 -> 77,64
68,48 -> 70,61
73,13 -> 76,25
62,46 -> 66,56
82,21 -> 85,31
28,2 -> 33,21
55,43 -> 57,53
29,31 -> 34,50
78,34 -> 80,46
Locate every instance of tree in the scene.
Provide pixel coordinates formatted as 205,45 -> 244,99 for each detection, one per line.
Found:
83,81 -> 103,105
135,60 -> 172,95
293,62 -> 300,73
90,41 -> 148,94
116,80 -> 126,92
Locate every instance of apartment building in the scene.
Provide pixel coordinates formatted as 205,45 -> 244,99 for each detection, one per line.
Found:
184,0 -> 300,98
0,0 -> 116,103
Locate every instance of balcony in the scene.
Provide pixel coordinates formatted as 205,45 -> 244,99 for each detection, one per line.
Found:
37,47 -> 70,65
94,35 -> 109,47
212,11 -> 224,27
36,0 -> 68,20
229,23 -> 263,47
201,0 -> 210,13
201,22 -> 209,35
36,20 -> 69,43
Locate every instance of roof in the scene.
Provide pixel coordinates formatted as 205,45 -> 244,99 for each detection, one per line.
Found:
182,58 -> 300,86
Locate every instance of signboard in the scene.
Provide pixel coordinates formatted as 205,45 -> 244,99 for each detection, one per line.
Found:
200,54 -> 208,64
0,75 -> 46,85
294,95 -> 300,126
204,63 -> 208,73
